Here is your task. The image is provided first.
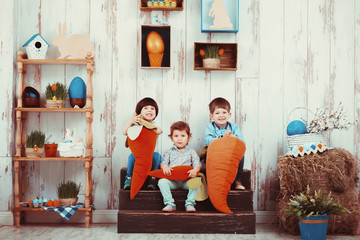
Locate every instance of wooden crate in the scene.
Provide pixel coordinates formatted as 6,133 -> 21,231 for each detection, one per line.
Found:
141,25 -> 171,69
194,42 -> 237,71
140,0 -> 184,11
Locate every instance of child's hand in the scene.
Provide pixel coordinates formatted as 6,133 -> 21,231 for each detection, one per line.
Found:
162,166 -> 173,176
187,169 -> 198,178
224,130 -> 232,136
130,113 -> 141,125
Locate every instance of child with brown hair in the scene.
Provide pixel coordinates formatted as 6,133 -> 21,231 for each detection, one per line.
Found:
158,121 -> 201,212
122,97 -> 162,190
204,97 -> 246,190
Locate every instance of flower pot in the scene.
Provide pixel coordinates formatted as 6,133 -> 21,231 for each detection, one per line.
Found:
58,197 -> 78,206
45,100 -> 65,108
25,147 -> 44,158
70,98 -> 86,108
299,214 -> 329,240
44,143 -> 58,157
203,58 -> 220,68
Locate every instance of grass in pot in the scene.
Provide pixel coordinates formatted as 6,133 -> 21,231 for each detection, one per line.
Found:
57,180 -> 81,206
25,130 -> 45,157
45,82 -> 68,108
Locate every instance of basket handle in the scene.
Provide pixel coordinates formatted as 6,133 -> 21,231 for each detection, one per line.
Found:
287,107 -> 314,125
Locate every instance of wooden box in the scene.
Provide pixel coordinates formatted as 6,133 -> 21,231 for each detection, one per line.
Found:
201,0 -> 239,33
140,0 -> 184,11
141,25 -> 171,69
194,42 -> 237,71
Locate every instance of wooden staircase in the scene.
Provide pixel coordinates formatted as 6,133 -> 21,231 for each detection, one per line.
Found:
118,168 -> 255,234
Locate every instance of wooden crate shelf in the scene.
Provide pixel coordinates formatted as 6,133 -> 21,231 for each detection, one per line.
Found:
194,42 -> 237,71
140,0 -> 184,11
141,25 -> 171,69
15,107 -> 93,112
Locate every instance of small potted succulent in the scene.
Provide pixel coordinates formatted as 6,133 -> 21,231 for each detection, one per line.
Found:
57,180 -> 81,206
25,130 -> 45,157
199,44 -> 224,68
285,185 -> 349,240
45,82 -> 68,108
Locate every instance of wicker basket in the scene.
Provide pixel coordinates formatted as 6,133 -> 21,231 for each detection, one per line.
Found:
58,142 -> 84,157
286,107 -> 328,149
45,100 -> 65,108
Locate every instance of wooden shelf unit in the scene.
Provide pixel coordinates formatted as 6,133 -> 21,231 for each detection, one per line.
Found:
140,0 -> 184,11
193,42 -> 238,71
13,51 -> 95,228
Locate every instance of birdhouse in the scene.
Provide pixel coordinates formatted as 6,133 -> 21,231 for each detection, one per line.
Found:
22,33 -> 50,59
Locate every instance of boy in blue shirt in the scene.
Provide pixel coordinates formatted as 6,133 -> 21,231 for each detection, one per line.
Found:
204,97 -> 246,190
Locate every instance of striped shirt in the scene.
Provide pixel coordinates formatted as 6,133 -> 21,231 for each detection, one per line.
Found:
161,145 -> 201,168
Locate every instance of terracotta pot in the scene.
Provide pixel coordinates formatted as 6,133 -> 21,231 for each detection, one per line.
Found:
44,143 -> 58,157
70,98 -> 86,108
58,197 -> 78,206
25,148 -> 44,158
203,58 -> 220,68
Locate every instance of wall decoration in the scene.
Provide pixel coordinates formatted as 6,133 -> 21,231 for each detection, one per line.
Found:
201,0 -> 239,33
22,33 -> 50,59
141,25 -> 171,68
52,23 -> 95,59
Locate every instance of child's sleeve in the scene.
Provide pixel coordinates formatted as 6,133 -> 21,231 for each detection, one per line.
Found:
191,149 -> 201,167
204,123 -> 217,145
232,123 -> 246,144
161,149 -> 171,166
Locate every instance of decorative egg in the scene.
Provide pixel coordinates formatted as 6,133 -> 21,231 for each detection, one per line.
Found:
69,77 -> 86,99
146,31 -> 164,54
287,120 -> 307,136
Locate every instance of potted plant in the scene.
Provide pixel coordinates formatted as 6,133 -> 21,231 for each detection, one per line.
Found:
199,44 -> 224,68
25,130 -> 45,157
57,180 -> 81,206
45,82 -> 68,108
285,185 -> 349,240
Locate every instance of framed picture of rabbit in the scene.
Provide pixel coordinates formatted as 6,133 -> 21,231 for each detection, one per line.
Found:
201,0 -> 239,33
52,23 -> 95,59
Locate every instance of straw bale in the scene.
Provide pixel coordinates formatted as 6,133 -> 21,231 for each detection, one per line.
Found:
277,148 -> 360,234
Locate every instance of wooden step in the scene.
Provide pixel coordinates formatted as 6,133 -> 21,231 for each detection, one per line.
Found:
119,189 -> 253,211
117,210 -> 256,234
120,167 -> 252,190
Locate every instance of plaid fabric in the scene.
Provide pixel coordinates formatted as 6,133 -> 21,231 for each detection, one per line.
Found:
42,203 -> 95,221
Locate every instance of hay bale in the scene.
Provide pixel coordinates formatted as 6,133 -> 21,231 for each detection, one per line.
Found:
277,148 -> 360,234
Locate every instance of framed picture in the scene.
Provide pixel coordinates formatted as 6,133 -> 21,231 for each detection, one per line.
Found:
141,25 -> 171,69
201,0 -> 239,33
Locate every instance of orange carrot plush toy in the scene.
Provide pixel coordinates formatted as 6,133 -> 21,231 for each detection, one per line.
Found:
149,165 -> 194,181
127,126 -> 157,199
206,136 -> 246,214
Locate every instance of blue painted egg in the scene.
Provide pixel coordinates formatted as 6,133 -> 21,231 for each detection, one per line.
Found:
69,77 -> 86,99
287,120 -> 307,136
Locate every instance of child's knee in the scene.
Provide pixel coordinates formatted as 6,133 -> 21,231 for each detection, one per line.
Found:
158,178 -> 168,187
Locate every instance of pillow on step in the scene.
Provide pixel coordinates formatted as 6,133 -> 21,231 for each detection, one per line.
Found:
127,127 -> 157,200
206,136 -> 246,214
148,165 -> 193,180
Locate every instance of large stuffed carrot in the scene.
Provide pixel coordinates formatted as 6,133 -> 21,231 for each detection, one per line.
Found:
206,136 -> 246,214
149,165 -> 194,180
127,125 -> 157,199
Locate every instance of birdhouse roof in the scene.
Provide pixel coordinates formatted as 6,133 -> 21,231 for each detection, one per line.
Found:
22,33 -> 50,47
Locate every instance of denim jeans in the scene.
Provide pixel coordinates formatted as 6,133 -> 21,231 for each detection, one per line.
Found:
235,156 -> 245,182
125,152 -> 161,179
158,178 -> 200,206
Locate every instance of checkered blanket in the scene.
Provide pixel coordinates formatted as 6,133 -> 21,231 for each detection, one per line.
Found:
42,203 -> 95,221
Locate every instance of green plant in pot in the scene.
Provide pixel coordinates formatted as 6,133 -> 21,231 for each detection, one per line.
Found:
57,180 -> 81,206
199,44 -> 224,69
45,82 -> 68,108
285,185 -> 349,240
25,130 -> 45,158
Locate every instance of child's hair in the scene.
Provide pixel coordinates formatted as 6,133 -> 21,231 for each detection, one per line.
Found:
135,97 -> 159,118
169,121 -> 191,137
209,97 -> 231,113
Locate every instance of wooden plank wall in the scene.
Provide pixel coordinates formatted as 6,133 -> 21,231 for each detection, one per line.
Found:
0,0 -> 359,212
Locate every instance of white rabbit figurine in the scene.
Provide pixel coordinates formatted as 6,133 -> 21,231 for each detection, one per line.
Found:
52,23 -> 95,59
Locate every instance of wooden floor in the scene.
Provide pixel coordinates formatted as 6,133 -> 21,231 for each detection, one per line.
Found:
0,223 -> 359,240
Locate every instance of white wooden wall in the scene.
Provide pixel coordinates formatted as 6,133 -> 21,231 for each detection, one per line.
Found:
0,0 -> 359,213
